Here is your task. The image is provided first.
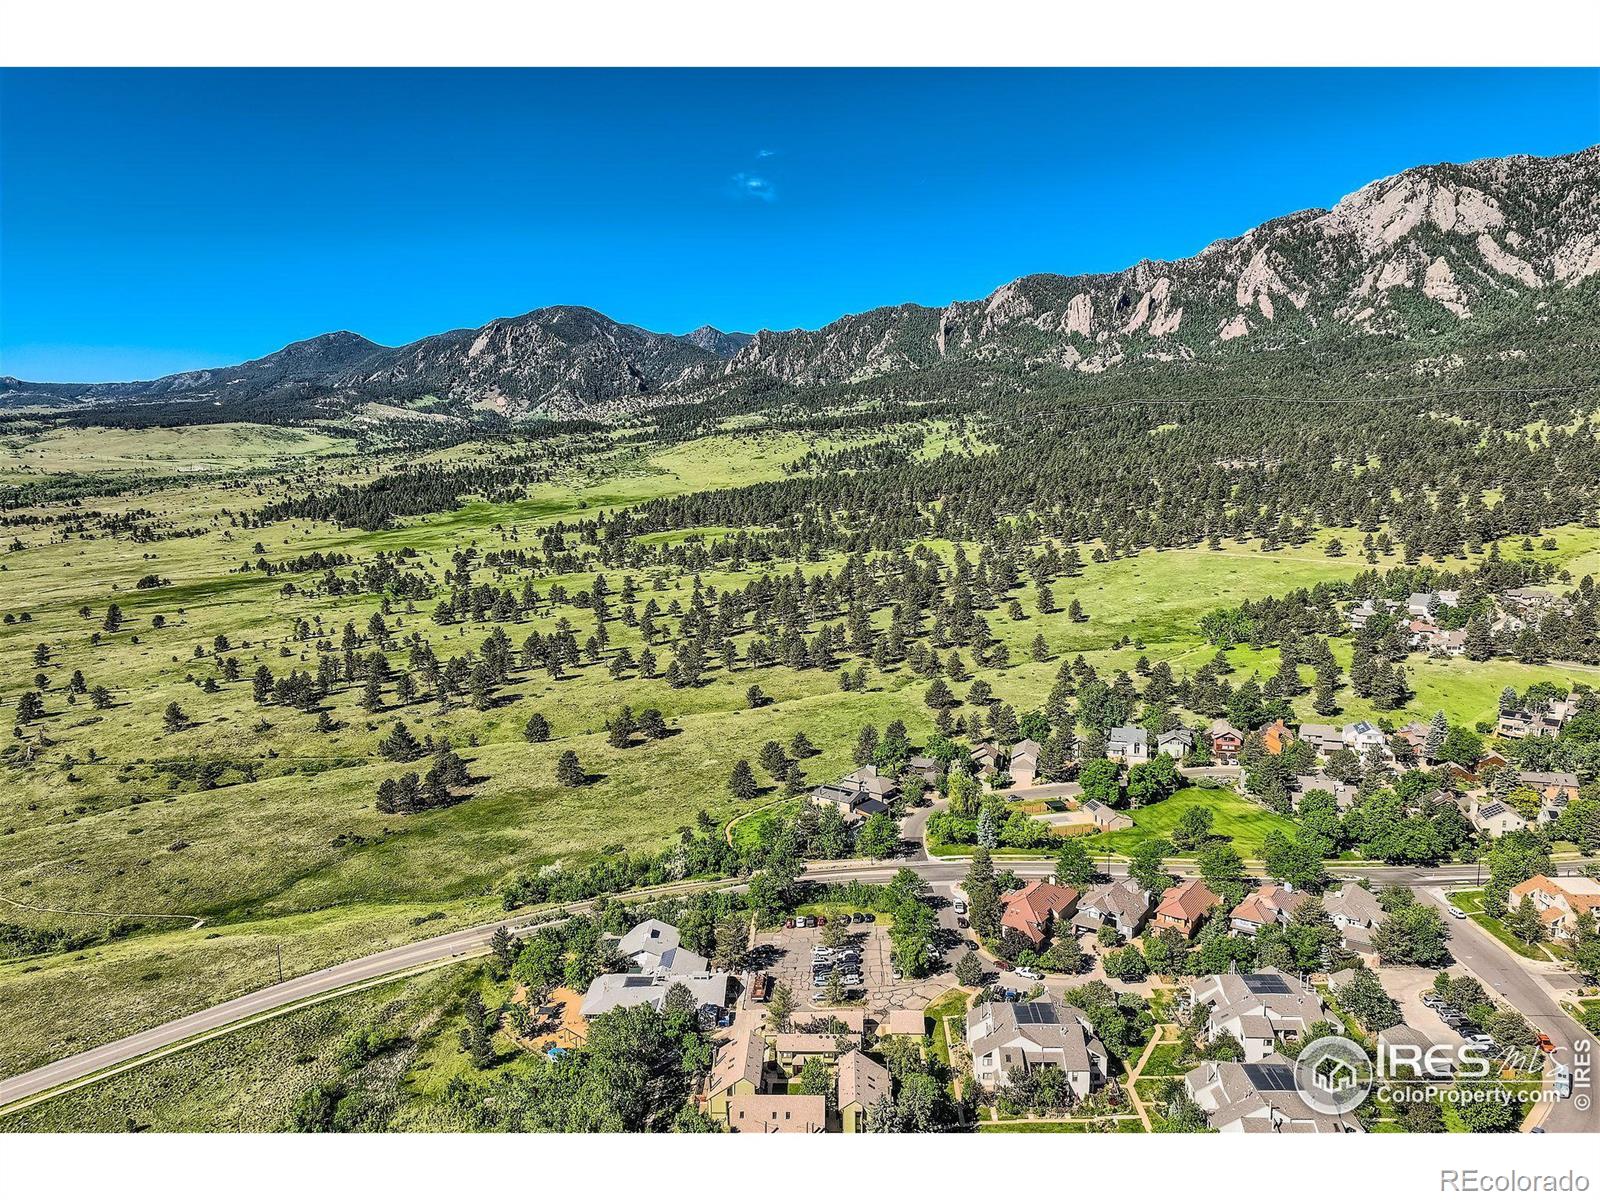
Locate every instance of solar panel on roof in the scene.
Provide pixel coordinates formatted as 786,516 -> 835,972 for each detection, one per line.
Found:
1243,1063 -> 1297,1092
1242,973 -> 1291,994
1014,1002 -> 1058,1025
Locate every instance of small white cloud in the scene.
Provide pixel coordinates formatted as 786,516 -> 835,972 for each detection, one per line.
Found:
731,172 -> 776,203
757,148 -> 777,158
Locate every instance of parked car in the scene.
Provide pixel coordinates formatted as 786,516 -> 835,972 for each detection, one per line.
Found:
852,912 -> 867,923
1014,966 -> 1042,981
1002,989 -> 1019,1002
784,918 -> 795,929
751,974 -> 773,1003
1536,1032 -> 1557,1055
862,913 -> 876,923
1554,1066 -> 1572,1099
1447,905 -> 1468,920
816,915 -> 828,926
957,916 -> 969,929
953,900 -> 967,915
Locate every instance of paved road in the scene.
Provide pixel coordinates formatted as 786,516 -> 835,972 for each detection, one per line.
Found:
1,855 -> 1594,1116
1416,888 -> 1597,1133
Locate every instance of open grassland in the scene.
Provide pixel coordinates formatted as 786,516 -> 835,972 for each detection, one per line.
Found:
5,421 -> 1599,1082
0,422 -> 353,483
0,960 -> 486,1132
1081,785 -> 1301,859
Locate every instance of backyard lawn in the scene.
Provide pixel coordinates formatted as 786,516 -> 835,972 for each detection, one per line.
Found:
1081,785 -> 1301,860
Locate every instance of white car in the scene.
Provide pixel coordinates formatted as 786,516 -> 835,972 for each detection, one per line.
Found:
1014,966 -> 1042,981
1447,905 -> 1468,920
953,900 -> 967,915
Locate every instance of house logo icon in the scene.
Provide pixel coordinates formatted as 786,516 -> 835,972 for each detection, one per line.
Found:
1294,1035 -> 1373,1115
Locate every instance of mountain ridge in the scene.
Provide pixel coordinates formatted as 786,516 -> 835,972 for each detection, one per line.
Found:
6,144 -> 1597,419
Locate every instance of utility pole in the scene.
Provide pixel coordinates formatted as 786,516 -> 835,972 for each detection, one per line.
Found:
275,941 -> 284,984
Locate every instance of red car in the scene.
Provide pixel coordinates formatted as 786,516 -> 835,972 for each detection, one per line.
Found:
1536,1033 -> 1557,1055
815,915 -> 828,926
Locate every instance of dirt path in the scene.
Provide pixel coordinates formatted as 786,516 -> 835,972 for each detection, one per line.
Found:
1,894 -> 206,931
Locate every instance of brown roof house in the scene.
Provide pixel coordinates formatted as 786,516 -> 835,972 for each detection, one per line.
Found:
1154,879 -> 1222,938
1072,878 -> 1152,940
703,1026 -> 769,1123
1007,738 -> 1043,788
999,879 -> 1080,948
725,1094 -> 827,1134
1209,719 -> 1245,765
836,1049 -> 891,1133
1323,883 -> 1384,953
1229,883 -> 1310,933
967,997 -> 1108,1094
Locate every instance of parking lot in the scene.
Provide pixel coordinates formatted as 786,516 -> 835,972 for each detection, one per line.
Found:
747,914 -> 959,1011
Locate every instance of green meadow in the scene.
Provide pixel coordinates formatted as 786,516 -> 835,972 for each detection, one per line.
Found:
3,419 -> 1597,1080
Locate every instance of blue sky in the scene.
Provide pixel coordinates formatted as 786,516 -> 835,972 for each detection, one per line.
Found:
2,68 -> 1596,382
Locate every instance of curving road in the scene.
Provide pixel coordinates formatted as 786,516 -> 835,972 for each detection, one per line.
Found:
2,855 -> 1595,1126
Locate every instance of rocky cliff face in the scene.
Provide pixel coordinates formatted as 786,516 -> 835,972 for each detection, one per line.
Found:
726,146 -> 1600,385
9,145 -> 1596,418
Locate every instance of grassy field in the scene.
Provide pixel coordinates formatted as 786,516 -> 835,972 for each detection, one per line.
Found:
4,416 -> 1599,1104
1081,785 -> 1301,860
0,960 -> 486,1132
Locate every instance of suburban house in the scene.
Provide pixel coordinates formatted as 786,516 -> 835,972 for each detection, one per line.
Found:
906,755 -> 942,786
1497,696 -> 1578,739
1082,797 -> 1133,831
1323,883 -> 1384,952
1229,882 -> 1309,933
877,1008 -> 926,1039
1520,770 -> 1581,816
616,919 -> 708,975
1341,720 -> 1388,758
1072,878 -> 1153,940
1208,719 -> 1245,765
1470,798 -> 1528,838
1259,719 -> 1293,755
1007,738 -> 1043,788
581,968 -> 732,1020
970,742 -> 1004,775
1185,1058 -> 1363,1133
810,764 -> 898,824
1406,591 -> 1441,618
1191,971 -> 1327,1063
1347,596 -> 1402,630
1157,728 -> 1195,759
1422,628 -> 1467,656
1154,878 -> 1222,938
967,998 -> 1108,1094
1297,723 -> 1345,758
1290,774 -> 1358,810
1508,874 -> 1600,937
837,1049 -> 890,1133
998,880 -> 1080,948
724,1094 -> 827,1133
1106,725 -> 1151,765
702,1026 -> 769,1123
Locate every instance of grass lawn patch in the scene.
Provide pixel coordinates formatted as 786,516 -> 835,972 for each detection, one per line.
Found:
1082,785 -> 1300,859
1448,890 -> 1559,960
